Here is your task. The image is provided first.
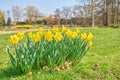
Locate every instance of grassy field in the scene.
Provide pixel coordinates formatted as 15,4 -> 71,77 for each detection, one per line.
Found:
0,28 -> 120,80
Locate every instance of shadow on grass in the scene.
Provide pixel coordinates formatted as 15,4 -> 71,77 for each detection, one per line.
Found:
0,67 -> 21,79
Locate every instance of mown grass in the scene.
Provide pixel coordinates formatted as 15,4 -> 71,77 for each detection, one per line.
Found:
0,28 -> 120,80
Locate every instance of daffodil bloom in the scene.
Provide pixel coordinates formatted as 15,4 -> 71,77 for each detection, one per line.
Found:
62,25 -> 67,32
88,41 -> 93,46
53,27 -> 59,33
66,30 -> 77,39
38,28 -> 43,35
86,33 -> 93,41
70,32 -> 77,39
32,33 -> 41,42
44,31 -> 53,41
17,32 -> 24,39
54,32 -> 63,41
81,33 -> 87,40
36,32 -> 40,35
76,28 -> 80,33
28,32 -> 33,38
66,29 -> 72,37
9,34 -> 20,44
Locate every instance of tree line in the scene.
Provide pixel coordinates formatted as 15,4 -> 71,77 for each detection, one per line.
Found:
54,0 -> 120,27
0,0 -> 119,27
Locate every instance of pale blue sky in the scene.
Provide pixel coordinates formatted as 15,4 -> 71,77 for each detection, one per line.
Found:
0,0 -> 78,15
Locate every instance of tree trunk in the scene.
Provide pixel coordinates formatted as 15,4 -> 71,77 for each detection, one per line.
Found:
104,0 -> 108,26
91,0 -> 95,27
112,0 -> 115,24
116,0 -> 119,23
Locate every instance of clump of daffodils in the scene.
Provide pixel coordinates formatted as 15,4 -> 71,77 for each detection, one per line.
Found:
7,26 -> 93,73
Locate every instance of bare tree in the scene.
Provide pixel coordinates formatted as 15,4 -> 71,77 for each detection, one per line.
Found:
46,15 -> 55,25
54,8 -> 61,25
72,5 -> 82,25
78,0 -> 94,27
61,7 -> 72,25
12,6 -> 23,24
25,6 -> 39,24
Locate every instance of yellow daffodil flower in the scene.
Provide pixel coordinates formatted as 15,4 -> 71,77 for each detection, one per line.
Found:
81,33 -> 87,40
70,32 -> 77,39
44,31 -> 53,41
9,34 -> 20,44
38,28 -> 43,35
86,33 -> 94,41
62,25 -> 67,32
66,29 -> 72,37
54,32 -> 63,41
17,32 -> 24,39
66,30 -> 77,39
88,41 -> 93,46
76,28 -> 80,33
28,32 -> 33,38
32,33 -> 41,42
53,27 -> 59,33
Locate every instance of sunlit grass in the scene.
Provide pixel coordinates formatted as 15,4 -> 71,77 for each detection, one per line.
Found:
0,28 -> 120,80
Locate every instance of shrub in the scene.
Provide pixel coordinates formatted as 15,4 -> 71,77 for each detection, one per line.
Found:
16,25 -> 34,29
110,24 -> 120,28
7,25 -> 93,73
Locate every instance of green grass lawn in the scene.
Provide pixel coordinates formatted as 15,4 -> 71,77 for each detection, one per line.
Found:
0,28 -> 120,80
